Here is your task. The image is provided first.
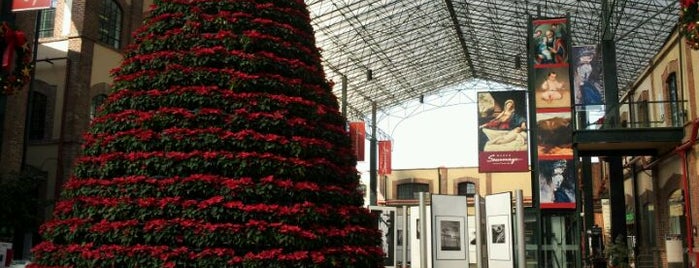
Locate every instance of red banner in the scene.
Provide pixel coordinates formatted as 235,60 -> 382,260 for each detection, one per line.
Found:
349,122 -> 365,161
378,140 -> 392,175
12,0 -> 53,12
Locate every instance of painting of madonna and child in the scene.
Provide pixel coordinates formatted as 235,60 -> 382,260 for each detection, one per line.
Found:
477,91 -> 529,172
532,18 -> 568,68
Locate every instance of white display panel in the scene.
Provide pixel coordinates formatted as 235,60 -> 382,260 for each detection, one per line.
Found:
409,206 -> 432,268
431,194 -> 469,268
485,192 -> 514,268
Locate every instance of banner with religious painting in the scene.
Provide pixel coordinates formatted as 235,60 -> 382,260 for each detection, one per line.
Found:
477,91 -> 529,173
572,45 -> 605,106
532,18 -> 568,69
530,17 -> 577,210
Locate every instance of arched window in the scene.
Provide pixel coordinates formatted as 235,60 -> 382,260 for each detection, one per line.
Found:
99,0 -> 122,48
457,182 -> 476,197
665,73 -> 682,126
667,190 -> 684,238
91,94 -> 108,119
397,183 -> 429,200
642,203 -> 656,247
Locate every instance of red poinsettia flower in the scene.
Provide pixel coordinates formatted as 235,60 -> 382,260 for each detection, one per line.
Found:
682,0 -> 697,8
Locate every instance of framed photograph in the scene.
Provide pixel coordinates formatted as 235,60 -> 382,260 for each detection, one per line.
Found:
487,215 -> 512,261
435,216 -> 466,260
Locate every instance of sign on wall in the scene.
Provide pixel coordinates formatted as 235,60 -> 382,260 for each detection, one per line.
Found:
12,0 -> 53,12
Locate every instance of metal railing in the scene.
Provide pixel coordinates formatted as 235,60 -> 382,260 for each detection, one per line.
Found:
572,100 -> 688,131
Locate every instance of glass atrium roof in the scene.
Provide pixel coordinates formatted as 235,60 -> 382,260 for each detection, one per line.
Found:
306,0 -> 679,121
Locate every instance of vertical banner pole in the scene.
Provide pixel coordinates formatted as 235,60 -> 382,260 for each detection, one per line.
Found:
516,190 -> 525,268
369,103 -> 377,206
402,206 -> 408,268
341,75 -> 347,118
475,194 -> 484,268
419,192 -> 427,268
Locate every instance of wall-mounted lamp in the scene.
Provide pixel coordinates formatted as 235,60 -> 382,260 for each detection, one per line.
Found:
367,69 -> 373,81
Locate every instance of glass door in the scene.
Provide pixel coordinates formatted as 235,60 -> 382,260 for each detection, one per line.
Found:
540,214 -> 580,268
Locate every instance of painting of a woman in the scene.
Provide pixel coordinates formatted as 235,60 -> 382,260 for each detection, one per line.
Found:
479,99 -> 527,152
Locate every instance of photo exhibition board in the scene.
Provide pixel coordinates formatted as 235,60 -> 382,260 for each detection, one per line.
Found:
485,192 -> 514,268
369,206 -> 397,267
430,194 -> 469,268
530,17 -> 576,210
409,206 -> 432,268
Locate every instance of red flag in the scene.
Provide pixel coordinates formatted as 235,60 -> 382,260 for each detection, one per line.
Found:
349,122 -> 365,161
378,140 -> 392,175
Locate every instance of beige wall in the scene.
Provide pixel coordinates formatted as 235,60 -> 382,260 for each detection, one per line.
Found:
382,166 -> 532,205
91,44 -> 123,87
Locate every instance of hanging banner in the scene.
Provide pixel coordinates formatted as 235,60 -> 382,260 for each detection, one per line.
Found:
349,122 -> 366,161
536,109 -> 573,159
532,18 -> 569,69
378,140 -> 392,175
572,45 -> 605,106
538,158 -> 576,209
530,16 -> 577,210
12,0 -> 53,11
534,66 -> 571,109
477,91 -> 529,172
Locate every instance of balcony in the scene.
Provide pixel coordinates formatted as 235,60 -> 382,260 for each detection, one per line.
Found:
572,100 -> 687,156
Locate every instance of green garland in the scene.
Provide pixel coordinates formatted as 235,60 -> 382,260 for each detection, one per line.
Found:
680,0 -> 699,49
0,21 -> 33,95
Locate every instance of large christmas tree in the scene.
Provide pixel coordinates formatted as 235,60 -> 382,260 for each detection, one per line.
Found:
29,0 -> 384,267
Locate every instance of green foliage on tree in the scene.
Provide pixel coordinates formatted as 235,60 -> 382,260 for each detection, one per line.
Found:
29,0 -> 384,267
605,235 -> 629,268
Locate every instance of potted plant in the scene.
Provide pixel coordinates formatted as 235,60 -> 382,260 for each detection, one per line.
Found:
605,235 -> 630,268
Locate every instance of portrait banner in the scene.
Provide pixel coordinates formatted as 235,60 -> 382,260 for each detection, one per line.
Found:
477,91 -> 529,173
572,45 -> 605,106
531,18 -> 569,69
539,158 -> 576,209
534,67 -> 571,109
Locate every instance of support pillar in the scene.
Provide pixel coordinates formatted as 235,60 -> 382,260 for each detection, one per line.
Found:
608,157 -> 627,243
369,102 -> 377,206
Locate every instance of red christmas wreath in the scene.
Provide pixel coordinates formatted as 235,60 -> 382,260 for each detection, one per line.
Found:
680,0 -> 699,49
0,21 -> 33,95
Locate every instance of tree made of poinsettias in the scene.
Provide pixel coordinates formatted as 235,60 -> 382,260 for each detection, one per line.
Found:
30,0 -> 384,267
